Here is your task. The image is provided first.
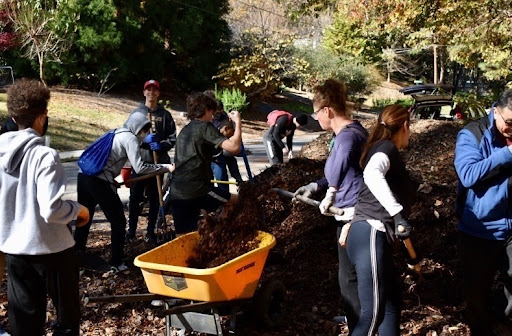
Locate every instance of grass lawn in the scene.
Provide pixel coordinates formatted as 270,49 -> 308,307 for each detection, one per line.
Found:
0,91 -> 132,151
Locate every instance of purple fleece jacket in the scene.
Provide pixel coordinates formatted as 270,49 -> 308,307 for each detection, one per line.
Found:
316,121 -> 368,208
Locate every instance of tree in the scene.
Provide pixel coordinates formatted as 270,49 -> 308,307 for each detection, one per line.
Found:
0,9 -> 17,52
323,0 -> 512,84
51,0 -> 121,92
4,0 -> 71,85
381,48 -> 418,82
215,31 -> 309,97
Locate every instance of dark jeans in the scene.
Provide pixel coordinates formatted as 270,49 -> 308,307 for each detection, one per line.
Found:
225,156 -> 243,183
128,169 -> 159,236
459,231 -> 512,334
346,221 -> 400,336
263,129 -> 283,165
337,224 -> 361,333
6,248 -> 80,336
75,173 -> 125,266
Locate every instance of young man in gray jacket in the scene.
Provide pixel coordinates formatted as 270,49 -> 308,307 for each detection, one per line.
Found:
0,79 -> 90,336
74,112 -> 173,272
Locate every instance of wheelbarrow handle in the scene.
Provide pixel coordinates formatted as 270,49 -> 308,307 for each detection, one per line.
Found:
271,188 -> 344,216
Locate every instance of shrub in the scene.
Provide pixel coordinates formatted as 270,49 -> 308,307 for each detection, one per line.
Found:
295,46 -> 380,97
215,87 -> 249,113
453,92 -> 488,120
371,97 -> 414,111
214,31 -> 309,98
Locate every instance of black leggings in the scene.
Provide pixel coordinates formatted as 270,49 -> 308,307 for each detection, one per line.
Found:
337,224 -> 361,332
346,221 -> 400,336
75,173 -> 126,266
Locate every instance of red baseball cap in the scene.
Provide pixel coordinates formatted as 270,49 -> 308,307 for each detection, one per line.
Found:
144,79 -> 160,90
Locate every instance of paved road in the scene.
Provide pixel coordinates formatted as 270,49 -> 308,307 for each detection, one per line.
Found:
61,132 -> 322,204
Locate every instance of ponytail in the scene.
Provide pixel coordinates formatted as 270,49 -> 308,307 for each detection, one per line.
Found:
360,105 -> 410,167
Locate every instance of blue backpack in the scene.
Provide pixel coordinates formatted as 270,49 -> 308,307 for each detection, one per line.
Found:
78,130 -> 116,176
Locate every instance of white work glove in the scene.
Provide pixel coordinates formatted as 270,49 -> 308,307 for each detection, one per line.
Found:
162,163 -> 175,173
293,182 -> 319,199
319,187 -> 337,216
288,150 -> 293,159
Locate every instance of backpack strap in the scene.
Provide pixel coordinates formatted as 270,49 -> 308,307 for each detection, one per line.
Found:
455,114 -> 491,218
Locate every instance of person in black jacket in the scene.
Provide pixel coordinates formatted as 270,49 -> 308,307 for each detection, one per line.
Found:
0,117 -> 18,134
126,80 -> 176,244
263,111 -> 308,165
346,105 -> 416,335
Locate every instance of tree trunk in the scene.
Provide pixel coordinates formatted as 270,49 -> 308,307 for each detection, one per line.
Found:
38,51 -> 46,86
439,51 -> 444,84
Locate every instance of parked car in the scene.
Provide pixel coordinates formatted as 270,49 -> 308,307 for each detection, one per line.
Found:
400,84 -> 465,121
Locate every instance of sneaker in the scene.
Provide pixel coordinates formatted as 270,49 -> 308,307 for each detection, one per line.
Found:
125,232 -> 136,243
144,232 -> 157,244
110,262 -> 128,273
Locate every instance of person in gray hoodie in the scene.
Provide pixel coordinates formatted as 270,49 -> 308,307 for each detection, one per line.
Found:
0,79 -> 90,336
74,111 -> 173,272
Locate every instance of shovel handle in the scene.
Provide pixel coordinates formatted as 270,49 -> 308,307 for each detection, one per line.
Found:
120,170 -> 166,186
398,225 -> 422,275
271,188 -> 344,216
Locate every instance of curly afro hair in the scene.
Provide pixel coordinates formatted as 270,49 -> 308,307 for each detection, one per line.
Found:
7,78 -> 50,128
186,92 -> 217,120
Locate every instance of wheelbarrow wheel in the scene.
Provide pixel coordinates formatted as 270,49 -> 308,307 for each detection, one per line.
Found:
254,279 -> 286,329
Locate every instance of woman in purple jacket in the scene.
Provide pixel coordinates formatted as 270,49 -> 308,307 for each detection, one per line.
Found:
293,79 -> 368,332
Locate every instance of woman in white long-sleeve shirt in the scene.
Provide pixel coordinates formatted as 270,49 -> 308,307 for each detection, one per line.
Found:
346,105 -> 416,336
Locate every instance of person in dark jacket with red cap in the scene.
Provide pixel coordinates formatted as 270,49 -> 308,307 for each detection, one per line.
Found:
126,80 -> 176,244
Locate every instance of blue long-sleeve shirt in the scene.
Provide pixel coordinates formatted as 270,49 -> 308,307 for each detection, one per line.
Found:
316,121 -> 368,208
454,111 -> 512,240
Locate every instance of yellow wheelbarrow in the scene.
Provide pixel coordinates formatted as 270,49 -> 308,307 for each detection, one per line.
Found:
85,231 -> 284,335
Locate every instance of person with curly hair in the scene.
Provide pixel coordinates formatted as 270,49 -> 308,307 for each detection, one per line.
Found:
0,79 -> 90,336
169,92 -> 242,235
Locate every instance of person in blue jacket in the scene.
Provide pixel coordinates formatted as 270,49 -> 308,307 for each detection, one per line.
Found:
293,79 -> 368,333
454,89 -> 512,335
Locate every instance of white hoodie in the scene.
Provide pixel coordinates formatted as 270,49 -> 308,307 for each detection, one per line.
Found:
0,128 -> 81,255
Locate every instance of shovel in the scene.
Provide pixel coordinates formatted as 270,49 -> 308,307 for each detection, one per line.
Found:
397,225 -> 423,279
119,170 -> 166,186
271,188 -> 344,216
148,112 -> 173,242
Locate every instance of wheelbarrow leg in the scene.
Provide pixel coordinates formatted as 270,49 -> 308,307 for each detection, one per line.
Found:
228,305 -> 237,334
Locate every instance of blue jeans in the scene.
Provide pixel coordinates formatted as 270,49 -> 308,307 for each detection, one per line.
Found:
346,221 -> 400,336
211,156 -> 228,191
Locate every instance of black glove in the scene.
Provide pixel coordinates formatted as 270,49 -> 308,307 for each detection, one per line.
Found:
393,212 -> 412,240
